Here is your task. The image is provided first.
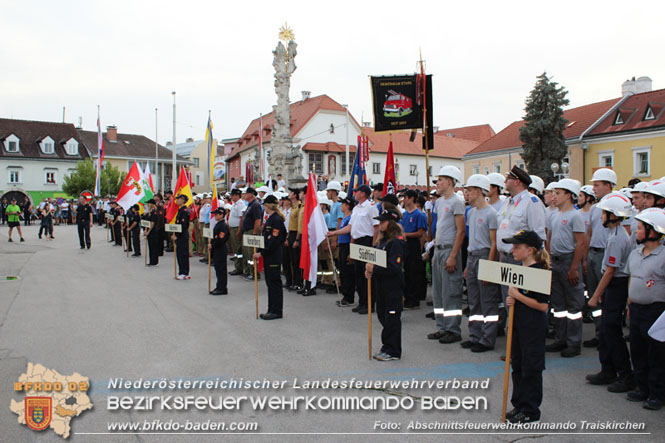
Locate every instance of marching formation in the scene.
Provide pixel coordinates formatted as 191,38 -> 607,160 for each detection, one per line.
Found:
9,164 -> 665,425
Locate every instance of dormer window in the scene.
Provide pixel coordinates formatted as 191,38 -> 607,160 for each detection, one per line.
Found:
644,106 -> 655,121
41,136 -> 55,154
614,112 -> 624,125
65,138 -> 79,155
4,134 -> 20,153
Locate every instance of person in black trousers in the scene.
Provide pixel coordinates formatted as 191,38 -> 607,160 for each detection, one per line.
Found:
254,195 -> 286,320
128,205 -> 141,257
365,209 -> 406,361
145,200 -> 159,266
76,197 -> 93,249
329,197 -> 355,307
172,195 -> 191,280
210,207 -> 230,295
111,202 -> 123,246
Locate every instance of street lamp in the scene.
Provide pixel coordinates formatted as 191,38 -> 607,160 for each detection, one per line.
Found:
551,162 -> 569,180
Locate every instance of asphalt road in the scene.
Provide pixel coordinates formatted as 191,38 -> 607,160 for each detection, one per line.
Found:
0,223 -> 662,442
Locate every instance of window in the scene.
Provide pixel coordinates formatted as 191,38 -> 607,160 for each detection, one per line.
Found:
340,154 -> 347,176
472,165 -> 480,175
193,157 -> 200,168
644,106 -> 655,121
633,146 -> 651,177
483,166 -> 490,174
5,134 -> 20,152
65,139 -> 78,155
493,163 -> 501,173
308,152 -> 323,174
195,172 -> 202,186
516,162 -> 525,170
598,151 -> 614,168
8,169 -> 21,184
372,162 -> 380,174
614,111 -> 624,125
409,164 -> 417,176
41,137 -> 55,154
428,166 -> 433,176
45,170 -> 57,184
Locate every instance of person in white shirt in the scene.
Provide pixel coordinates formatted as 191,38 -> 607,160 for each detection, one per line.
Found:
228,189 -> 246,275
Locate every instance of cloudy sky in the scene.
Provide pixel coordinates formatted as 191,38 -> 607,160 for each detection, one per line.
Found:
2,0 -> 663,145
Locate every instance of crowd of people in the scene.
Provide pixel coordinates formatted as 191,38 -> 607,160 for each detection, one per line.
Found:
6,165 -> 665,424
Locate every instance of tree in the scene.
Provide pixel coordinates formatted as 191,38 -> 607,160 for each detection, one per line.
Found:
62,159 -> 123,197
519,72 -> 570,184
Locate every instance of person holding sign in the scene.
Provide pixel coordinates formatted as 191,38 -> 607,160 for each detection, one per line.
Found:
209,208 -> 229,295
586,192 -> 635,392
502,230 -> 550,424
625,208 -> 665,410
365,209 -> 406,361
253,195 -> 287,320
128,205 -> 141,257
172,194 -> 191,280
145,200 -> 159,266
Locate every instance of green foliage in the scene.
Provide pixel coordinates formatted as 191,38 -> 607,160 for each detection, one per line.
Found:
62,160 -> 123,196
519,72 -> 570,184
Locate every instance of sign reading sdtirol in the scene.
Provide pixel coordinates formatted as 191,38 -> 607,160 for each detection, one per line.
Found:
350,243 -> 387,268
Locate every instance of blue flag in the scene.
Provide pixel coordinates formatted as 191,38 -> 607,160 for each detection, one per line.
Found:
348,151 -> 367,198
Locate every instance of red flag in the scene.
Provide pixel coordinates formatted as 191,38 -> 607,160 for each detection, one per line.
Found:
299,173 -> 328,286
165,166 -> 193,223
382,140 -> 397,196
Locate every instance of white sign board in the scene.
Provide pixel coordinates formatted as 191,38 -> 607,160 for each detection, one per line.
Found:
243,234 -> 264,249
105,213 -> 111,220
350,243 -> 387,268
107,214 -> 115,221
478,259 -> 552,295
140,220 -> 152,228
116,215 -> 125,223
165,223 -> 182,233
202,227 -> 212,239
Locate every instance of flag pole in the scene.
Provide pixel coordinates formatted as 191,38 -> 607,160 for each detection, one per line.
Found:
327,237 -> 343,310
419,49 -> 433,241
173,237 -> 177,279
207,238 -> 212,294
126,223 -> 130,258
254,246 -> 259,319
502,305 -> 515,422
155,108 -> 159,193
144,227 -> 148,265
368,274 -> 373,360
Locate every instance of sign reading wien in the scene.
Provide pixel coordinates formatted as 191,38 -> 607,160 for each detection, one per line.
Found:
477,260 -> 552,294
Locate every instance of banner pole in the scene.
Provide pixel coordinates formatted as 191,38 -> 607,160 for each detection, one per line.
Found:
207,239 -> 212,294
502,305 -> 515,422
327,237 -> 343,310
144,230 -> 148,265
107,218 -> 110,242
126,224 -> 130,258
368,276 -> 372,360
254,246 -> 259,319
173,237 -> 177,279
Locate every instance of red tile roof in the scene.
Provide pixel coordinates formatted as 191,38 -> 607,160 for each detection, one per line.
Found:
363,128 -> 479,159
0,118 -> 89,160
435,124 -> 495,143
465,97 -> 622,156
227,94 -> 359,160
587,89 -> 665,137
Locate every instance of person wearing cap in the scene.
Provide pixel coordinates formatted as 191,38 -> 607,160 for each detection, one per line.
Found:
400,189 -> 427,310
127,204 -> 142,257
429,166 -> 466,344
545,179 -> 586,357
487,173 -> 506,213
253,195 -> 287,319
240,187 -> 263,281
586,192 -> 635,392
462,174 -> 500,353
365,208 -> 406,361
496,166 -> 546,333
75,196 -> 93,249
208,207 -> 230,295
584,167 -> 625,348
153,193 -> 167,256
228,189 -> 246,276
172,194 -> 191,280
285,187 -> 303,291
372,183 -> 384,213
331,197 -> 356,306
110,202 -> 123,246
326,184 -> 378,314
625,208 -> 665,410
144,199 -> 160,266
502,230 -> 550,424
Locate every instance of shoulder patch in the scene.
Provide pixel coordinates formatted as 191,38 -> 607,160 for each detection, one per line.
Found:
272,228 -> 279,236
397,235 -> 404,241
531,196 -> 539,203
219,232 -> 225,239
396,256 -> 401,264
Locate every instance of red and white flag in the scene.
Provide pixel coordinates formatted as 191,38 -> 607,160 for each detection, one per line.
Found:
300,173 -> 328,287
116,162 -> 145,210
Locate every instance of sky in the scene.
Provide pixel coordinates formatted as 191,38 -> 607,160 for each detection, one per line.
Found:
2,0 -> 664,146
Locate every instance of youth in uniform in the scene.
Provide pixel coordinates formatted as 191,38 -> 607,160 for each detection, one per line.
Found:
128,204 -> 141,256
399,189 -> 427,310
209,208 -> 229,295
145,199 -> 159,266
502,230 -> 550,424
365,209 -> 406,361
587,192 -> 635,392
76,196 -> 93,249
254,195 -> 287,320
172,195 -> 191,280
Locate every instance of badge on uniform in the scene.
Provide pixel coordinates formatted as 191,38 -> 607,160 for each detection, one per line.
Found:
609,256 -> 616,265
646,279 -> 655,288
562,219 -> 568,225
531,196 -> 539,203
219,232 -> 225,238
396,256 -> 401,264
477,218 -> 483,224
272,228 -> 279,236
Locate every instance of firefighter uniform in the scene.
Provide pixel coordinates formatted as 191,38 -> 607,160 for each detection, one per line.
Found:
146,207 -> 159,265
399,207 -> 427,309
129,207 -> 141,256
211,209 -> 230,294
286,199 -> 302,289
112,206 -> 123,246
259,209 -> 287,319
174,201 -> 191,278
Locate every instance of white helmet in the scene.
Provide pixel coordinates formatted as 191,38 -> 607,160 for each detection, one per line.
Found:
464,174 -> 491,193
635,208 -> 665,235
590,168 -> 617,185
326,180 -> 342,192
257,185 -> 270,193
529,175 -> 545,194
339,191 -> 347,199
436,165 -> 462,184
631,182 -> 649,193
277,186 -> 286,193
619,188 -> 634,200
487,172 -> 505,189
317,190 -> 327,201
545,181 -> 558,192
555,179 -> 581,197
455,190 -> 465,200
318,197 -> 332,207
596,192 -> 635,217
643,180 -> 665,199
580,185 -> 595,198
